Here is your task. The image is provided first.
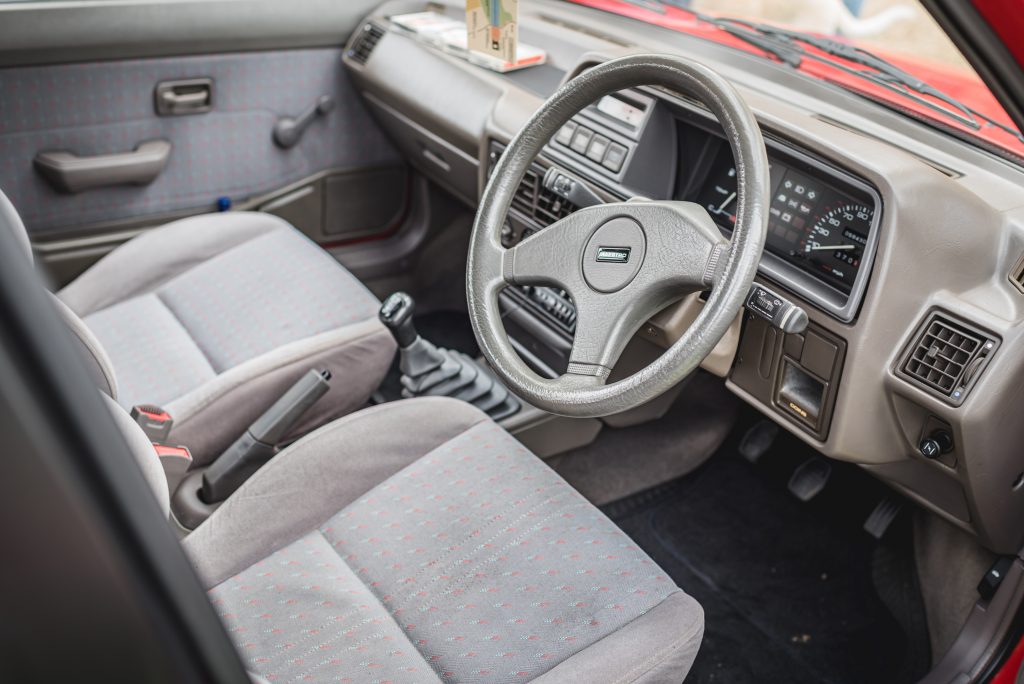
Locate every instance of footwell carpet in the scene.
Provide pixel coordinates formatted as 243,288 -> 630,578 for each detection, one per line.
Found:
604,437 -> 930,684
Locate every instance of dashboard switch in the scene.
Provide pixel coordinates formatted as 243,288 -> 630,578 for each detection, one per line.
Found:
586,135 -> 610,162
570,126 -> 594,154
745,284 -> 808,334
555,121 -> 577,146
603,142 -> 628,172
542,166 -> 602,209
919,430 -> 953,460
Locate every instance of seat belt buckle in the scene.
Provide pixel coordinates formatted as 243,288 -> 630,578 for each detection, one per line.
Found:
130,404 -> 174,442
153,443 -> 192,494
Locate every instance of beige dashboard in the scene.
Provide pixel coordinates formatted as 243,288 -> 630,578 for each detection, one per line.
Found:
347,0 -> 1024,554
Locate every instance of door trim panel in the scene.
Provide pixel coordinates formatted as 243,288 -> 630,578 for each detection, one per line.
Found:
0,48 -> 399,237
0,0 -> 381,68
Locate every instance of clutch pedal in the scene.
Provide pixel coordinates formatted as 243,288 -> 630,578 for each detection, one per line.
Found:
739,420 -> 779,464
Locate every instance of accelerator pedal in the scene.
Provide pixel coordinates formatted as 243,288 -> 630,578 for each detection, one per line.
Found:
864,496 -> 905,540
788,457 -> 832,502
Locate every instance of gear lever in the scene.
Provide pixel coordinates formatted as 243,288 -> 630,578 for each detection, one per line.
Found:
378,291 -> 418,348
378,292 -> 519,420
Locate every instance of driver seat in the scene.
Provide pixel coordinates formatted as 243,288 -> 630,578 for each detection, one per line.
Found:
114,394 -> 705,682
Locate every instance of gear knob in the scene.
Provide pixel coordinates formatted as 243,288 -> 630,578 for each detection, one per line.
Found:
379,292 -> 419,348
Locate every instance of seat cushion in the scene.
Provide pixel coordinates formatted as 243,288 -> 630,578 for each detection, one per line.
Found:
59,212 -> 395,464
185,398 -> 703,683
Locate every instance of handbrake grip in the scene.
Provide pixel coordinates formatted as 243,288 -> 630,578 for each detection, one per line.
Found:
201,369 -> 331,503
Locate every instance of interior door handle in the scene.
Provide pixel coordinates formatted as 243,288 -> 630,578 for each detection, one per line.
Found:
154,78 -> 212,116
161,89 -> 207,108
34,139 -> 172,193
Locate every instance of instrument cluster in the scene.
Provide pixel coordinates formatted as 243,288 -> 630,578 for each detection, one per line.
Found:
695,143 -> 876,296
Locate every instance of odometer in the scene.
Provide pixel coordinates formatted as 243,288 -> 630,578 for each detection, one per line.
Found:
798,203 -> 873,292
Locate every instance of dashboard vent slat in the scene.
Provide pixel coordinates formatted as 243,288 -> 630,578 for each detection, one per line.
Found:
898,311 -> 997,405
513,168 -> 540,216
348,23 -> 385,65
491,142 -> 577,228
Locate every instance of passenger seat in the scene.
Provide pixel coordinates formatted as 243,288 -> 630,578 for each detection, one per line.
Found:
2,190 -> 395,465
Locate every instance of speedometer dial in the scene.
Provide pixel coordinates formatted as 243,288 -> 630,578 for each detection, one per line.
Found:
797,203 -> 873,291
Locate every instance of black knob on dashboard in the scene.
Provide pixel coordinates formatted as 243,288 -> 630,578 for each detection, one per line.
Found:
919,431 -> 954,459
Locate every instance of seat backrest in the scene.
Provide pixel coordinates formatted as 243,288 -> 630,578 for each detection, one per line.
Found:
0,190 -> 166,510
50,294 -> 119,399
0,189 -> 31,264
0,190 -> 119,399
103,394 -> 171,516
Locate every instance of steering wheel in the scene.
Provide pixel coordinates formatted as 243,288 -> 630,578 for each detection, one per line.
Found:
468,54 -> 769,418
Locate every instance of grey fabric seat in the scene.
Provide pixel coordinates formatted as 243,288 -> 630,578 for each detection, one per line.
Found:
180,397 -> 704,683
19,196 -> 395,465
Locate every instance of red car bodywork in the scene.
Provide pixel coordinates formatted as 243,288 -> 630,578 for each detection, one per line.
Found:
567,0 -> 1024,159
974,0 -> 1024,72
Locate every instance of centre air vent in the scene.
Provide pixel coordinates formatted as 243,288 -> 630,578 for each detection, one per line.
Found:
513,166 -> 577,226
491,142 -> 577,228
898,311 -> 998,405
348,23 -> 385,65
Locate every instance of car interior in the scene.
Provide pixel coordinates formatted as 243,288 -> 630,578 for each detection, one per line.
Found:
3,0 -> 1024,682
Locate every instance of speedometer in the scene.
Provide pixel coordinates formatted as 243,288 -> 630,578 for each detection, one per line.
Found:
798,203 -> 873,291
696,143 -> 877,299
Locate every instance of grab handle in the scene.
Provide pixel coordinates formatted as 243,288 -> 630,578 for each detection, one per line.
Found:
34,139 -> 171,193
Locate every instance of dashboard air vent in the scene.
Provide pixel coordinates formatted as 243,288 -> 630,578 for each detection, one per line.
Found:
491,142 -> 577,228
898,311 -> 998,405
348,23 -> 385,65
512,166 -> 577,226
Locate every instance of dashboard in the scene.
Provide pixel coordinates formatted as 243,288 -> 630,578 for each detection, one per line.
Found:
344,0 -> 1024,556
542,86 -> 882,322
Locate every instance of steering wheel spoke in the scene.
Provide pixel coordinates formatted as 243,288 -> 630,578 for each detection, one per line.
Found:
563,291 -> 648,382
501,212 -> 591,290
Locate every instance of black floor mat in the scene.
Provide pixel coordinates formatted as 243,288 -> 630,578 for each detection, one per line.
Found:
604,429 -> 930,684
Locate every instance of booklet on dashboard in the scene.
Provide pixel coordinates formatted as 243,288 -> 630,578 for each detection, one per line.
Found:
390,10 -> 547,73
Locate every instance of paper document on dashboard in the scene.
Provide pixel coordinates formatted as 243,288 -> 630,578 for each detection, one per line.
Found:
467,0 -> 518,64
392,9 -> 544,72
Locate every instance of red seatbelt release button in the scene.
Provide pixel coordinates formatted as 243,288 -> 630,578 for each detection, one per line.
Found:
131,404 -> 174,442
153,444 -> 191,460
153,443 -> 192,494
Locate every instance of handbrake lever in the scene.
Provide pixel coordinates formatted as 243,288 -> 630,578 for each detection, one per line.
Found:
200,369 -> 331,503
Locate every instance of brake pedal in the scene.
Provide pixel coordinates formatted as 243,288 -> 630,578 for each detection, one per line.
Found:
863,496 -> 904,540
788,457 -> 831,502
739,420 -> 779,464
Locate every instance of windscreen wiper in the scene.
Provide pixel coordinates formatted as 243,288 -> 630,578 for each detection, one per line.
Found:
725,20 -> 1018,132
700,14 -> 1024,144
608,2 -> 1023,144
699,15 -> 803,68
614,0 -> 802,66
